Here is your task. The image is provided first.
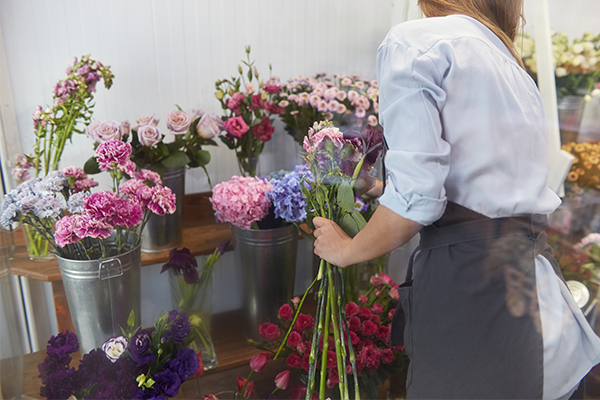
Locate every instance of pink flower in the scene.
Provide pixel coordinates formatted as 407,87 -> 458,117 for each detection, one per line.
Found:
137,125 -> 162,147
136,169 -> 162,185
250,94 -> 263,110
236,377 -> 255,399
84,191 -> 120,219
266,101 -> 285,115
120,160 -> 137,178
259,322 -> 280,341
376,325 -> 390,342
388,309 -> 395,320
292,296 -> 300,305
134,114 -> 159,130
345,302 -> 359,317
348,316 -> 361,332
166,109 -> 191,134
358,306 -> 373,320
74,214 -> 112,239
223,116 -> 249,139
326,350 -> 336,369
380,348 -> 394,364
54,215 -> 82,247
62,166 -> 87,180
196,114 -> 222,139
252,117 -> 274,142
362,320 -> 378,337
110,199 -> 143,228
378,273 -> 395,287
355,107 -> 366,118
371,304 -> 383,315
286,353 -> 301,369
278,304 -> 293,320
86,120 -> 124,143
274,370 -> 291,390
147,185 -> 176,216
226,93 -> 245,114
264,83 -> 281,94
296,313 -> 314,331
370,275 -> 384,288
349,331 -> 359,345
95,140 -> 132,171
300,354 -> 310,372
359,295 -> 368,303
389,285 -> 400,301
360,345 -> 380,370
245,83 -> 255,94
287,331 -> 302,349
73,178 -> 98,193
249,352 -> 269,372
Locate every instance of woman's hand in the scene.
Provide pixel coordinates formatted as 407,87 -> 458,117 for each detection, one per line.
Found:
313,217 -> 353,268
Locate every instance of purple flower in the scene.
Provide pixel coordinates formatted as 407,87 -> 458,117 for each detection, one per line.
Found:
95,140 -> 132,171
166,347 -> 200,381
71,348 -> 109,389
102,336 -> 128,363
67,192 -> 89,214
166,311 -> 191,343
153,368 -> 182,397
267,165 -> 311,223
33,195 -> 66,218
129,330 -> 156,367
39,368 -> 75,400
147,185 -> 176,216
160,247 -> 199,284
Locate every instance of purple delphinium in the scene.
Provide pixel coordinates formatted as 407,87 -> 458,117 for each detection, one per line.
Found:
166,347 -> 200,382
267,165 -> 312,223
160,247 -> 199,284
166,310 -> 191,343
129,330 -> 156,367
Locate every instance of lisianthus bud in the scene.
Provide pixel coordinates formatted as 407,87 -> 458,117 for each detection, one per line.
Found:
189,315 -> 202,328
215,90 -> 224,100
238,65 -> 243,74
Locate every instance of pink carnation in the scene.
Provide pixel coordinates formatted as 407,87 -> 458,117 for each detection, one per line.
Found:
210,176 -> 272,230
223,116 -> 249,139
84,191 -> 120,220
258,322 -> 280,341
359,345 -> 380,370
74,214 -> 112,240
362,320 -> 378,337
147,186 -> 176,216
371,304 -> 383,315
62,166 -> 87,180
73,178 -> 98,193
111,198 -> 143,228
286,352 -> 301,369
380,348 -> 394,364
95,140 -> 132,171
295,313 -> 314,331
345,302 -> 359,317
287,331 -> 302,349
376,325 -> 390,342
136,169 -> 162,185
358,306 -> 373,320
278,304 -> 294,320
54,215 -> 82,247
348,316 -> 361,332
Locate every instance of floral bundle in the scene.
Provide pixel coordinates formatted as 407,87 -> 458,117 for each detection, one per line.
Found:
562,141 -> 600,196
273,73 -> 380,145
84,108 -> 220,186
210,166 -> 311,230
253,272 -> 407,399
519,31 -> 600,98
38,310 -> 202,399
28,55 -> 114,178
215,46 -> 283,176
547,228 -> 600,285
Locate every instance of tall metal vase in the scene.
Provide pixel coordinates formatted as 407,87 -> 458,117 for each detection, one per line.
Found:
141,167 -> 185,253
56,243 -> 141,355
231,224 -> 298,342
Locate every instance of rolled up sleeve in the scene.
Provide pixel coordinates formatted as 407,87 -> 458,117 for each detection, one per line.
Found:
376,42 -> 451,226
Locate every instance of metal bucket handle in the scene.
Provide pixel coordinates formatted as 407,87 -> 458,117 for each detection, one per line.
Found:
98,258 -> 124,280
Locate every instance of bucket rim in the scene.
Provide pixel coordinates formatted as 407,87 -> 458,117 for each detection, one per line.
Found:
55,243 -> 141,264
230,222 -> 298,233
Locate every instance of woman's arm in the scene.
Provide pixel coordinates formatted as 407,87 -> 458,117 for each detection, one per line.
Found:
313,204 -> 423,268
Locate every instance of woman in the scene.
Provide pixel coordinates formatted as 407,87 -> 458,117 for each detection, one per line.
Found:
313,0 -> 600,398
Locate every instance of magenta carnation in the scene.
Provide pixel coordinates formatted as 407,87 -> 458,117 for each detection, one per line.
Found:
111,199 -> 143,227
258,323 -> 280,341
84,191 -> 120,220
345,302 -> 359,317
54,215 -> 82,247
147,186 -> 176,216
362,320 -> 378,337
295,314 -> 314,331
210,176 -> 272,230
95,140 -> 132,171
136,169 -> 162,185
74,214 -> 112,239
287,331 -> 302,349
278,304 -> 294,320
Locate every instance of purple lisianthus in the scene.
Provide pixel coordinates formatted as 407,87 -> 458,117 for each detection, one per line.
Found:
166,347 -> 200,381
160,247 -> 199,284
129,330 -> 156,367
166,310 -> 191,343
153,368 -> 182,397
102,336 -> 128,363
95,140 -> 132,171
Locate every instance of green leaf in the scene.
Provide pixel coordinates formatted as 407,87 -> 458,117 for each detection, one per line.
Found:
161,150 -> 190,168
127,310 -> 135,328
340,213 -> 360,238
158,142 -> 170,157
194,149 -> 211,166
337,181 -> 355,213
299,226 -> 315,242
83,156 -> 101,175
351,210 -> 368,232
247,68 -> 253,82
219,135 -> 236,150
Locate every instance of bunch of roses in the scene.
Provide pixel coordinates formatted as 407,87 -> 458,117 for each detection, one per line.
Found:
210,176 -> 273,230
38,311 -> 202,400
273,73 -> 380,145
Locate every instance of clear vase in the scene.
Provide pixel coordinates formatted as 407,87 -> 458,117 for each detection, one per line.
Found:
168,268 -> 218,371
236,151 -> 260,177
22,224 -> 54,261
558,95 -> 586,145
343,253 -> 390,303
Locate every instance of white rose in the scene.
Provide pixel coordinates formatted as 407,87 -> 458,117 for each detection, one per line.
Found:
583,42 -> 595,53
137,125 -> 163,147
555,67 -> 568,78
572,43 -> 585,54
571,55 -> 584,67
195,114 -> 221,139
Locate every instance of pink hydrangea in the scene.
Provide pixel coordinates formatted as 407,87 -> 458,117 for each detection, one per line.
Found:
54,215 -> 82,247
210,176 -> 272,230
95,140 -> 132,171
147,186 -> 176,216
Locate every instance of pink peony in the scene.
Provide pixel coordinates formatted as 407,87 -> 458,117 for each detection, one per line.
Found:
258,322 -> 280,341
251,117 -> 275,142
95,140 -> 132,171
166,109 -> 192,134
54,215 -> 82,247
278,303 -> 293,320
147,186 -> 176,216
223,116 -> 249,139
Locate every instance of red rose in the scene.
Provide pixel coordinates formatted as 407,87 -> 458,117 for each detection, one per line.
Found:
362,320 -> 378,336
358,306 -> 372,320
252,117 -> 275,142
258,322 -> 280,341
345,301 -> 359,317
278,303 -> 294,320
296,313 -> 315,331
348,316 -> 361,332
286,352 -> 302,368
326,350 -> 336,369
287,331 -> 302,349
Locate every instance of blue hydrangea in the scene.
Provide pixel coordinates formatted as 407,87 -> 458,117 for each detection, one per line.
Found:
267,165 -> 312,223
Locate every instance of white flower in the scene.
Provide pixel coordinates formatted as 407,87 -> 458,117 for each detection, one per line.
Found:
196,114 -> 221,139
583,42 -> 595,53
572,43 -> 585,54
555,67 -> 568,78
102,336 -> 128,363
591,88 -> 600,98
571,54 -> 584,67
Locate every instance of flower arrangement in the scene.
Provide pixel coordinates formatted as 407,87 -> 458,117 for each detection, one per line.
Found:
251,272 -> 407,400
214,46 -> 283,176
84,108 -> 220,186
519,30 -> 600,99
38,310 -> 202,399
562,141 -> 600,197
160,242 -> 229,369
272,73 -> 380,145
210,165 -> 311,231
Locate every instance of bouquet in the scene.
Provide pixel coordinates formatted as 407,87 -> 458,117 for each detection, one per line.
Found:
253,272 -> 408,400
210,165 -> 311,230
38,310 -> 202,399
264,121 -> 383,399
84,108 -> 220,187
1,140 -> 176,260
273,73 -> 380,145
519,30 -> 600,99
215,46 -> 283,177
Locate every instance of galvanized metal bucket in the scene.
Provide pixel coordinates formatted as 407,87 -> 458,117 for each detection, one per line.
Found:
232,224 -> 298,342
141,167 -> 185,252
56,244 -> 141,355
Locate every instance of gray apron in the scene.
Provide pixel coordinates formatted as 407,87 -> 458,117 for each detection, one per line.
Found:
391,201 -> 564,399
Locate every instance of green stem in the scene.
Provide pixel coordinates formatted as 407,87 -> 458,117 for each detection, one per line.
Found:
319,263 -> 332,400
328,264 -> 348,400
306,271 -> 328,399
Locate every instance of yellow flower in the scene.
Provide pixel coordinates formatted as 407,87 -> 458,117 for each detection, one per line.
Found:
589,156 -> 599,164
575,143 -> 586,153
568,171 -> 579,181
576,168 -> 585,176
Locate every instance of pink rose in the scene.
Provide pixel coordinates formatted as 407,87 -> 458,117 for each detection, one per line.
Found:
258,322 -> 280,341
166,109 -> 191,134
223,116 -> 249,139
86,120 -> 124,143
251,117 -> 274,142
137,125 -> 163,147
278,304 -> 294,320
134,114 -> 159,130
195,114 -> 222,139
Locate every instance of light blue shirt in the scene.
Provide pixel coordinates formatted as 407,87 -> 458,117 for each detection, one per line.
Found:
377,14 -> 561,225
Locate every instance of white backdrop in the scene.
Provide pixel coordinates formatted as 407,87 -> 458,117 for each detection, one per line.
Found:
2,0 -> 600,353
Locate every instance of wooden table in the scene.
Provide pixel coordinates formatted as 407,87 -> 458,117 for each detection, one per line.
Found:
9,192 -> 232,334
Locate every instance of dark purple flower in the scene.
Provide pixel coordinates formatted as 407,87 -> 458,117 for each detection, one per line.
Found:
39,368 -> 75,400
134,388 -> 168,400
47,331 -> 79,355
153,368 -> 182,397
217,239 -> 230,255
129,330 -> 156,367
166,311 -> 191,343
166,347 -> 200,381
160,247 -> 199,284
71,348 -> 110,390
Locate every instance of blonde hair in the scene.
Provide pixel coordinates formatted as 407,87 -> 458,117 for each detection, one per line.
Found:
418,0 -> 525,68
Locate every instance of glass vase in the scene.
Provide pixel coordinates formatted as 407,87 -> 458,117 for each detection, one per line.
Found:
236,151 -> 260,177
168,268 -> 218,371
343,253 -> 390,303
22,224 -> 54,261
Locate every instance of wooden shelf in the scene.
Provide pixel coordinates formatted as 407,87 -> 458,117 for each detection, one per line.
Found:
9,192 -> 232,282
